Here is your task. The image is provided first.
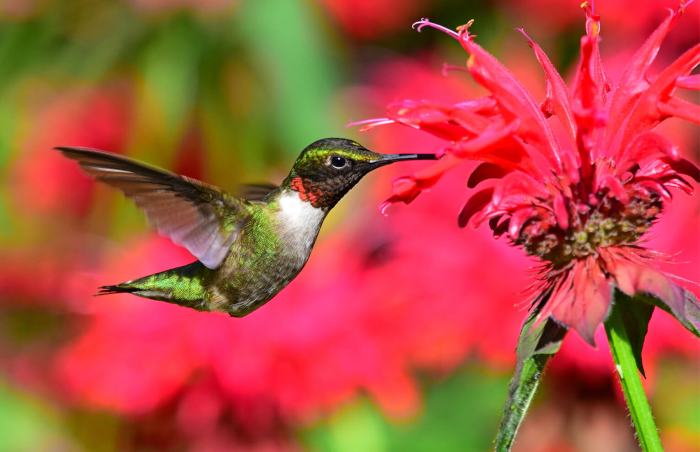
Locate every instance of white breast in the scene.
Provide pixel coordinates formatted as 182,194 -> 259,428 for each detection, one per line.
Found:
276,190 -> 326,262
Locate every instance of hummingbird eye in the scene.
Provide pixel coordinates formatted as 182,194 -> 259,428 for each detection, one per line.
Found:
329,155 -> 348,169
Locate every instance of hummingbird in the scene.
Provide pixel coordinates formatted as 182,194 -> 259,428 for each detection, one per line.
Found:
57,138 -> 436,317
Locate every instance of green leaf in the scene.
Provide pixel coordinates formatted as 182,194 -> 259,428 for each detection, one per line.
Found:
653,359 -> 700,437
132,15 -> 204,160
637,290 -> 700,339
0,379 -> 65,450
302,367 -> 510,452
614,290 -> 655,377
0,17 -> 58,92
494,309 -> 567,451
234,0 -> 342,153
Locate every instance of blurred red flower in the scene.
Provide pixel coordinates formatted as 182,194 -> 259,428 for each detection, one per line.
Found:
318,0 -> 429,39
12,87 -> 131,218
361,5 -> 700,344
55,223 -> 527,422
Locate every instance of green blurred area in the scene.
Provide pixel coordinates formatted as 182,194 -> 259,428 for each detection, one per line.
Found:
0,360 -> 697,451
0,379 -> 65,451
303,368 -> 509,452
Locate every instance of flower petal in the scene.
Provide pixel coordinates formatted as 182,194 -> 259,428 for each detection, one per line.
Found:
605,8 -> 678,155
381,154 -> 461,207
572,32 -> 607,179
455,31 -> 563,170
458,187 -> 494,228
508,207 -> 538,238
616,43 -> 700,151
618,131 -> 679,174
676,74 -> 700,90
517,28 -> 576,146
598,174 -> 630,203
658,96 -> 700,125
387,100 -> 476,141
552,192 -> 569,230
450,121 -> 543,175
467,162 -> 512,188
663,157 -> 700,183
543,258 -> 612,345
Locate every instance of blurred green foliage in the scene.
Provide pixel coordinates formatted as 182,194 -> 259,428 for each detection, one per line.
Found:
304,367 -> 509,452
0,380 -> 65,451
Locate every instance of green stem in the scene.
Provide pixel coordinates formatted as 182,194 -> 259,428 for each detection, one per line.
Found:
604,306 -> 663,452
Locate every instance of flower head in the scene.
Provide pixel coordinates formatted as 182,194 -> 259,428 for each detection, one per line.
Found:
361,4 -> 700,343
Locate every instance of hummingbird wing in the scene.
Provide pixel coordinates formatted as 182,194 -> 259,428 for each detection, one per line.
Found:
238,183 -> 278,202
56,146 -> 250,269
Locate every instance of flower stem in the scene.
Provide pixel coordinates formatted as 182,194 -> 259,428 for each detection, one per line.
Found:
604,306 -> 663,452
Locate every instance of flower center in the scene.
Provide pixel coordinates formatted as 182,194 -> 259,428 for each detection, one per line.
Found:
515,188 -> 662,269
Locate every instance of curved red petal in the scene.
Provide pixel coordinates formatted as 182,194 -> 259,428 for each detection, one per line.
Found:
552,192 -> 570,230
458,187 -> 494,228
662,157 -> 700,183
598,174 -> 630,203
548,258 -> 612,345
507,207 -> 537,238
467,162 -> 511,188
413,153 -> 461,187
618,131 -> 679,174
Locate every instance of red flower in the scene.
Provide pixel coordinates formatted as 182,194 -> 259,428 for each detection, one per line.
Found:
318,0 -> 430,40
12,87 -> 131,218
363,5 -> 700,343
501,0 -> 699,43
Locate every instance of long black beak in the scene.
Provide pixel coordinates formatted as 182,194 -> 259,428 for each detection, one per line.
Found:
370,153 -> 438,166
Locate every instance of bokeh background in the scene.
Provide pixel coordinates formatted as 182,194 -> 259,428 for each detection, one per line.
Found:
0,0 -> 698,450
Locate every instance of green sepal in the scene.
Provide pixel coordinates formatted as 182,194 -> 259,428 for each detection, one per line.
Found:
636,291 -> 700,339
613,289 -> 655,377
494,305 -> 567,451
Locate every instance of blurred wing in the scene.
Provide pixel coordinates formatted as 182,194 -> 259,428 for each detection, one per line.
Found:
238,183 -> 278,202
57,146 -> 250,269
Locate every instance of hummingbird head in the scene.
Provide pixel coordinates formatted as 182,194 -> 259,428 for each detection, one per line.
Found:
284,138 -> 436,210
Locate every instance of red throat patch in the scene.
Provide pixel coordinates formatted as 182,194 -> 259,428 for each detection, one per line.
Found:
290,176 -> 321,207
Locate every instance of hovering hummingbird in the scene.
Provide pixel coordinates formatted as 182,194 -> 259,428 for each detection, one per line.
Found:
57,138 -> 436,317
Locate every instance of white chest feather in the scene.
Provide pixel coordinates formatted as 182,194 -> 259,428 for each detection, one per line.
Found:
276,191 -> 326,261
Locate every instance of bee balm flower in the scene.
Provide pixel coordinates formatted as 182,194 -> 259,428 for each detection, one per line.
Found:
361,4 -> 700,343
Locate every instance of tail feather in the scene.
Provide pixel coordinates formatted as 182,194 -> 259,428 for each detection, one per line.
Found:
97,284 -> 137,296
95,262 -> 213,310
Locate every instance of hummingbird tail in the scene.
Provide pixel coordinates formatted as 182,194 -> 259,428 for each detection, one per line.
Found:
95,261 -> 213,311
97,284 -> 138,296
